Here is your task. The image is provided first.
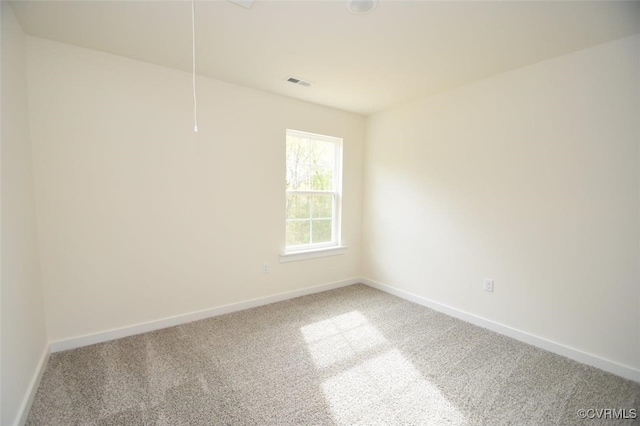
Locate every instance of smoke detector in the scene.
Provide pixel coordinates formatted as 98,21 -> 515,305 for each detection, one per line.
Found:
228,0 -> 255,9
346,0 -> 378,15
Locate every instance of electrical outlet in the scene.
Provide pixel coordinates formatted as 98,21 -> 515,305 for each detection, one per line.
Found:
483,279 -> 494,292
262,263 -> 270,274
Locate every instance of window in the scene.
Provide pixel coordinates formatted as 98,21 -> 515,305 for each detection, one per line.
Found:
285,129 -> 342,253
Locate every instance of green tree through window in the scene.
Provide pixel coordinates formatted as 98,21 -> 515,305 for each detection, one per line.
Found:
286,130 -> 342,251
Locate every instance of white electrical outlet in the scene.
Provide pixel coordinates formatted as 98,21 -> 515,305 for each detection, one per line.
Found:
262,263 -> 270,274
483,279 -> 494,292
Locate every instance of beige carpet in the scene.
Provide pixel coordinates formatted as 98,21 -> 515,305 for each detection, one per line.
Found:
26,284 -> 639,425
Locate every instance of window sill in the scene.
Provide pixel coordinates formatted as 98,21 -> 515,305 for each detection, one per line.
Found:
280,246 -> 348,263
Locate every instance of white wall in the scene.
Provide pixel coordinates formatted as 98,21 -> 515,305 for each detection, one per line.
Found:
26,37 -> 365,343
1,4 -> 49,425
363,35 -> 640,370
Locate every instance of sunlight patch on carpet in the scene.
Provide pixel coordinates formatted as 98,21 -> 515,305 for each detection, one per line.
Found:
300,311 -> 386,369
301,311 -> 466,424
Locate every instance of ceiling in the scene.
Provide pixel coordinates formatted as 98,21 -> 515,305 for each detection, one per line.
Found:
10,0 -> 640,115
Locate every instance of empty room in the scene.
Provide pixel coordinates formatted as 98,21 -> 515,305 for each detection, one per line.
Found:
2,0 -> 639,424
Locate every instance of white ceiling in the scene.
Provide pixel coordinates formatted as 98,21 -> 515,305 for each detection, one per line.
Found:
10,0 -> 640,115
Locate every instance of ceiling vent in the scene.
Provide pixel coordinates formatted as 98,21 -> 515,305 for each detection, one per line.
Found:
286,76 -> 312,87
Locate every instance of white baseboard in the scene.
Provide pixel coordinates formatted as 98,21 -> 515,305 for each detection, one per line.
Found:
361,277 -> 640,383
45,276 -> 640,383
15,344 -> 50,426
50,277 -> 360,353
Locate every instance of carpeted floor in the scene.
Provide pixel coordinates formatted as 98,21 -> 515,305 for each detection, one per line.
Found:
26,284 -> 639,425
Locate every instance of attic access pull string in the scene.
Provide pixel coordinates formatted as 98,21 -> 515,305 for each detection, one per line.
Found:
192,0 -> 198,132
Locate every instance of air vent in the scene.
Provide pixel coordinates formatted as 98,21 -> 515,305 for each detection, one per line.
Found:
286,76 -> 312,87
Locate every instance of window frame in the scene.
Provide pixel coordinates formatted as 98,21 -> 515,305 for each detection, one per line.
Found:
284,129 -> 343,254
